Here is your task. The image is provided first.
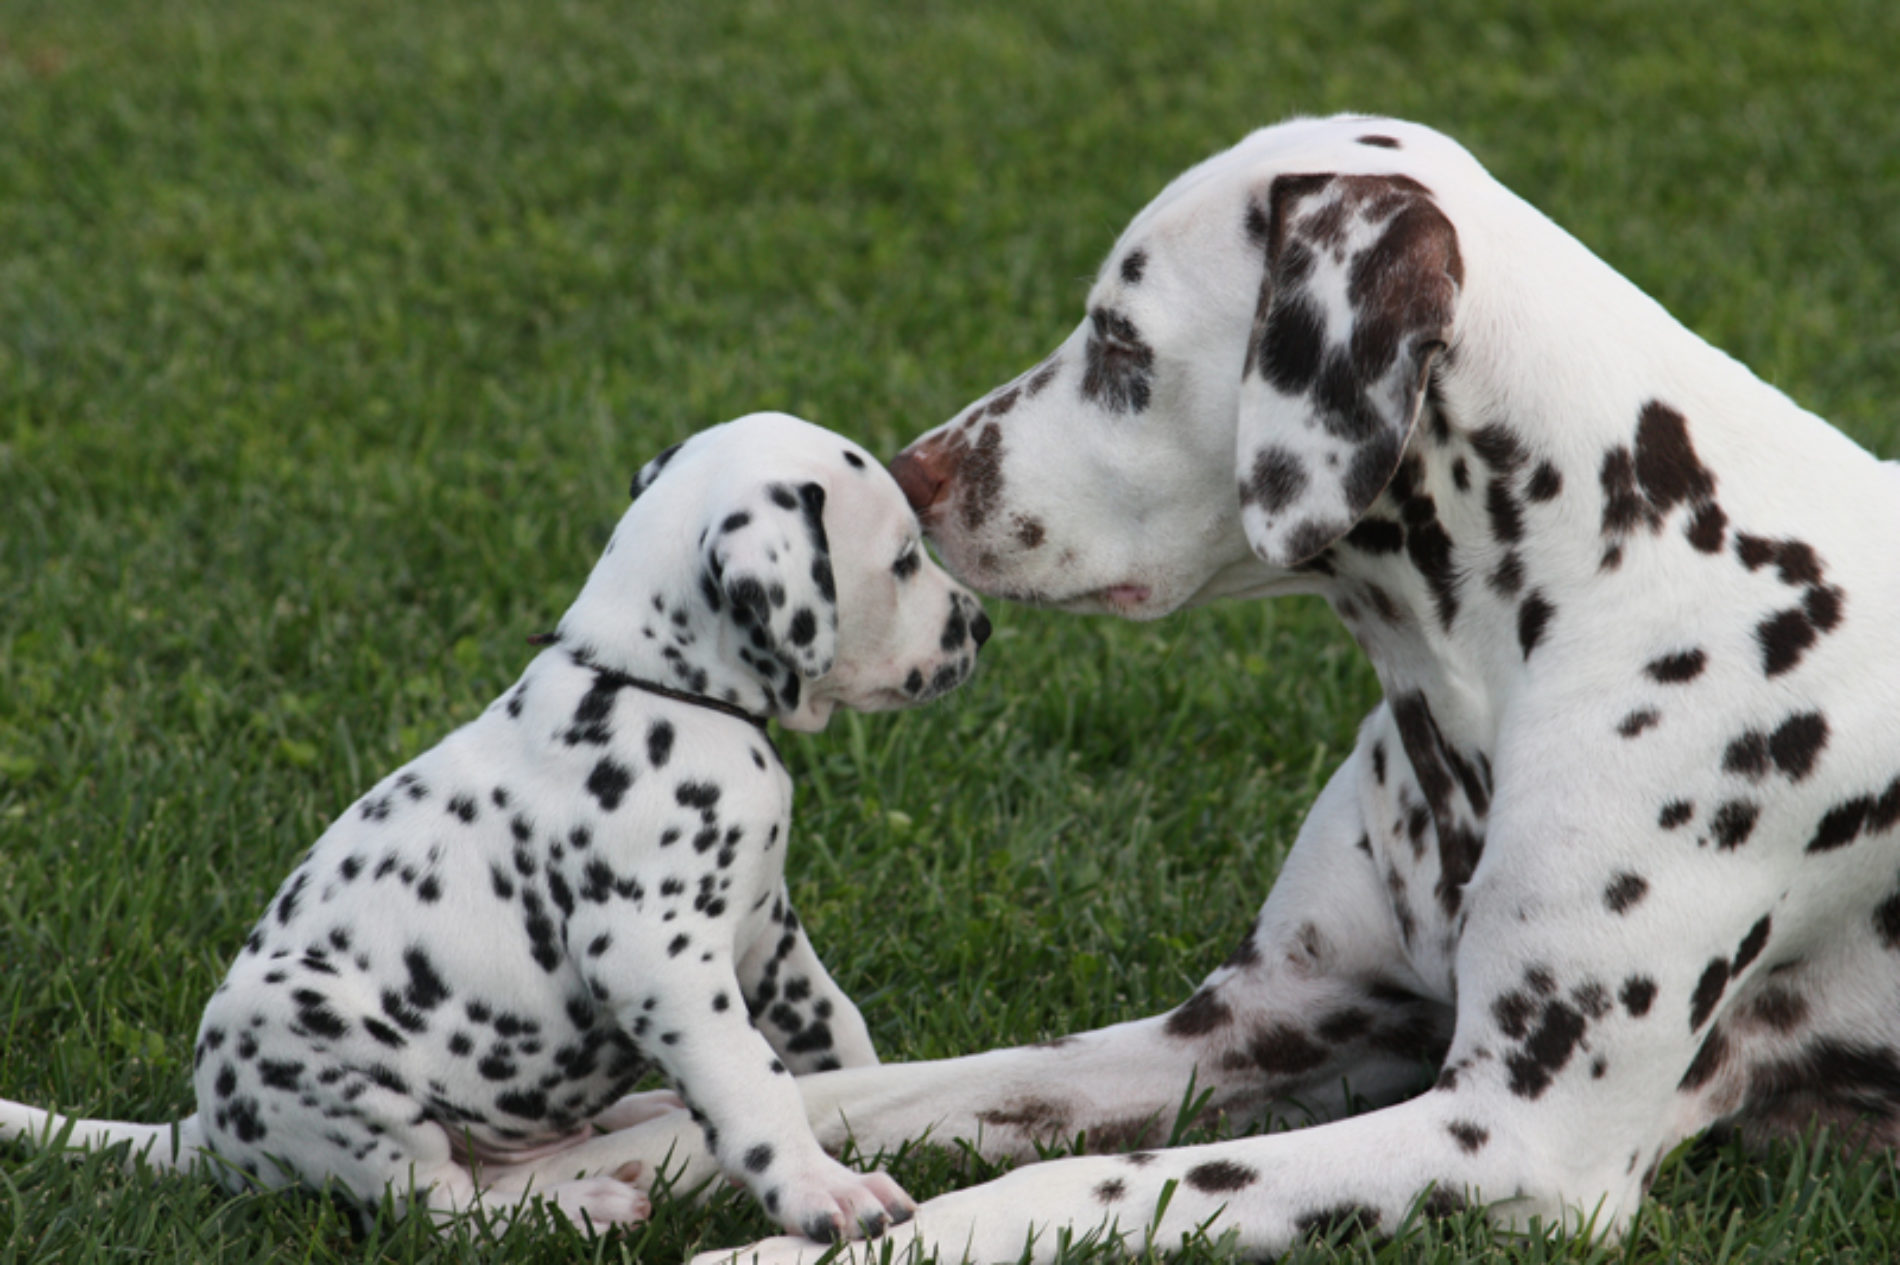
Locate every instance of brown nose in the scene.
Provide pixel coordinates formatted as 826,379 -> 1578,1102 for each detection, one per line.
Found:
888,442 -> 958,513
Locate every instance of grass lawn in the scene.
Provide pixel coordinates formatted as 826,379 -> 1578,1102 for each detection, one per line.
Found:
3,0 -> 1899,1261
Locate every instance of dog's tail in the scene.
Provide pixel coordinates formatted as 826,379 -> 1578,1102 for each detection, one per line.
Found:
0,1097 -> 206,1173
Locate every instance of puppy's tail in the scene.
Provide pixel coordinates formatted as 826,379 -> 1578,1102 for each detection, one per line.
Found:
0,1097 -> 206,1173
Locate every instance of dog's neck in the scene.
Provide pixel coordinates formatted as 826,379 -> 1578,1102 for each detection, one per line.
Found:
1309,400 -> 1612,798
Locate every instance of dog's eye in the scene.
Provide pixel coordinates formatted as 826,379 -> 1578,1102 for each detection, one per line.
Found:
892,541 -> 922,580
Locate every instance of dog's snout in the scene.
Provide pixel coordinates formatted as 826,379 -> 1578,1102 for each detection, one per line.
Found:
970,608 -> 992,648
889,443 -> 957,514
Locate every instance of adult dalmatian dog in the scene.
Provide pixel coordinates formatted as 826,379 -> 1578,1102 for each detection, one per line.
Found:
0,412 -> 989,1240
693,116 -> 1900,1262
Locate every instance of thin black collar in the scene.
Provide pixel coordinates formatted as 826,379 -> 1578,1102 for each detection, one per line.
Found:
611,670 -> 773,733
528,632 -> 774,734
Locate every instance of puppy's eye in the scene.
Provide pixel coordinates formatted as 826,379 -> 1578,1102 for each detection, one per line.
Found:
892,541 -> 922,580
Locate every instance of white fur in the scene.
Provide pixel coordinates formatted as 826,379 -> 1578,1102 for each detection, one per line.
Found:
689,119 -> 1900,1263
1,413 -> 986,1242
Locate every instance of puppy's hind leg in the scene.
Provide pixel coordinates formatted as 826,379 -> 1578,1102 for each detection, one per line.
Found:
203,1063 -> 651,1234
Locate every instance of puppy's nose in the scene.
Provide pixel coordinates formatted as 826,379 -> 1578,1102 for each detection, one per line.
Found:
888,441 -> 958,514
970,609 -> 992,648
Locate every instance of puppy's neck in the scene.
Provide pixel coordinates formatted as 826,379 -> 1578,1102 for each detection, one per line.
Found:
543,544 -> 784,729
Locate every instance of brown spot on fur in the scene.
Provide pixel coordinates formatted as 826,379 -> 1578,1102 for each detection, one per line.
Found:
1632,401 -> 1715,514
976,1097 -> 1070,1135
1744,985 -> 1809,1033
959,422 -> 1006,532
1165,987 -> 1234,1038
1248,1023 -> 1329,1076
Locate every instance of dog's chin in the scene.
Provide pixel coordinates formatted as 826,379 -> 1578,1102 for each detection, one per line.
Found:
777,695 -> 836,733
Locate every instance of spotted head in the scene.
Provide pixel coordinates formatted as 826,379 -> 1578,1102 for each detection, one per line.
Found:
564,412 -> 988,731
889,116 -> 1468,618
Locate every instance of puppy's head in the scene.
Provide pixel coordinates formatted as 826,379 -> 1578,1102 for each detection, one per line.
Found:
577,412 -> 987,732
889,116 -> 1468,619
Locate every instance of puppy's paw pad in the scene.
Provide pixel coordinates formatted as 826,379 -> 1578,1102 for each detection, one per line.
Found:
547,1176 -> 651,1230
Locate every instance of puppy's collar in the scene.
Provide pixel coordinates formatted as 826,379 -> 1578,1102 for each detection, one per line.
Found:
528,632 -> 774,733
613,671 -> 773,733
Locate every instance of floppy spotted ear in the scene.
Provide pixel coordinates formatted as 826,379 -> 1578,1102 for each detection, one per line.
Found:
1235,173 -> 1462,568
630,440 -> 686,500
704,481 -> 838,682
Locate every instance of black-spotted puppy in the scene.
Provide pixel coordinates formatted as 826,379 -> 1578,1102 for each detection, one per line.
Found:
0,412 -> 989,1241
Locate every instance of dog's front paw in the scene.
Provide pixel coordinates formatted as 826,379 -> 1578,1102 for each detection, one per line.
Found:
544,1174 -> 652,1231
764,1157 -> 915,1242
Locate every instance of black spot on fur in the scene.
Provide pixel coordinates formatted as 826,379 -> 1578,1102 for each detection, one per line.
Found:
1690,958 -> 1730,1030
1646,649 -> 1706,683
1756,608 -> 1818,677
1470,424 -> 1526,473
1621,976 -> 1657,1017
1632,402 -> 1714,514
1686,502 -> 1728,553
1733,915 -> 1772,974
1679,1024 -> 1729,1092
1447,1120 -> 1489,1153
1486,480 -> 1524,543
1767,712 -> 1828,781
1259,293 -> 1325,394
1709,800 -> 1760,850
1185,1160 -> 1258,1193
1604,872 -> 1648,914
1516,592 -> 1553,659
585,759 -> 633,811
646,720 -> 674,769
1293,1203 -> 1380,1238
403,947 -> 452,1011
1618,709 -> 1659,739
1242,445 -> 1310,514
1081,307 -> 1155,414
1525,461 -> 1562,502
1808,797 -> 1873,854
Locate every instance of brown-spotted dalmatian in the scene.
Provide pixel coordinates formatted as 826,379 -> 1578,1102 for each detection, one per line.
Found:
685,117 -> 1900,1262
0,413 -> 989,1241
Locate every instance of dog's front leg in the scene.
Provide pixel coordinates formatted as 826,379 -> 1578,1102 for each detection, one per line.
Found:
574,915 -> 913,1241
738,886 -> 880,1073
782,747 -> 1448,1163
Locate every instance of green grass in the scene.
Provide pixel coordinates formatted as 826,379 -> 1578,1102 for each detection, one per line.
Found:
3,0 -> 1899,1261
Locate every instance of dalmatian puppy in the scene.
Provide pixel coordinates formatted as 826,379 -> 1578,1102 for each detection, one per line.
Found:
0,411 -> 989,1241
693,117 -> 1900,1263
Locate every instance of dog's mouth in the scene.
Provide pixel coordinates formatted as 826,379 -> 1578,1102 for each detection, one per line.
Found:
1035,583 -> 1154,618
1092,584 -> 1152,614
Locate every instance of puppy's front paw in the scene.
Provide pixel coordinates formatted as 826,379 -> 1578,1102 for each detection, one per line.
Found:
544,1175 -> 652,1231
763,1156 -> 914,1242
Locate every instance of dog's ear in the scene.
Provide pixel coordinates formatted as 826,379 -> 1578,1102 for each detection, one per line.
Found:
703,480 -> 838,683
1234,173 -> 1462,569
630,440 -> 686,501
